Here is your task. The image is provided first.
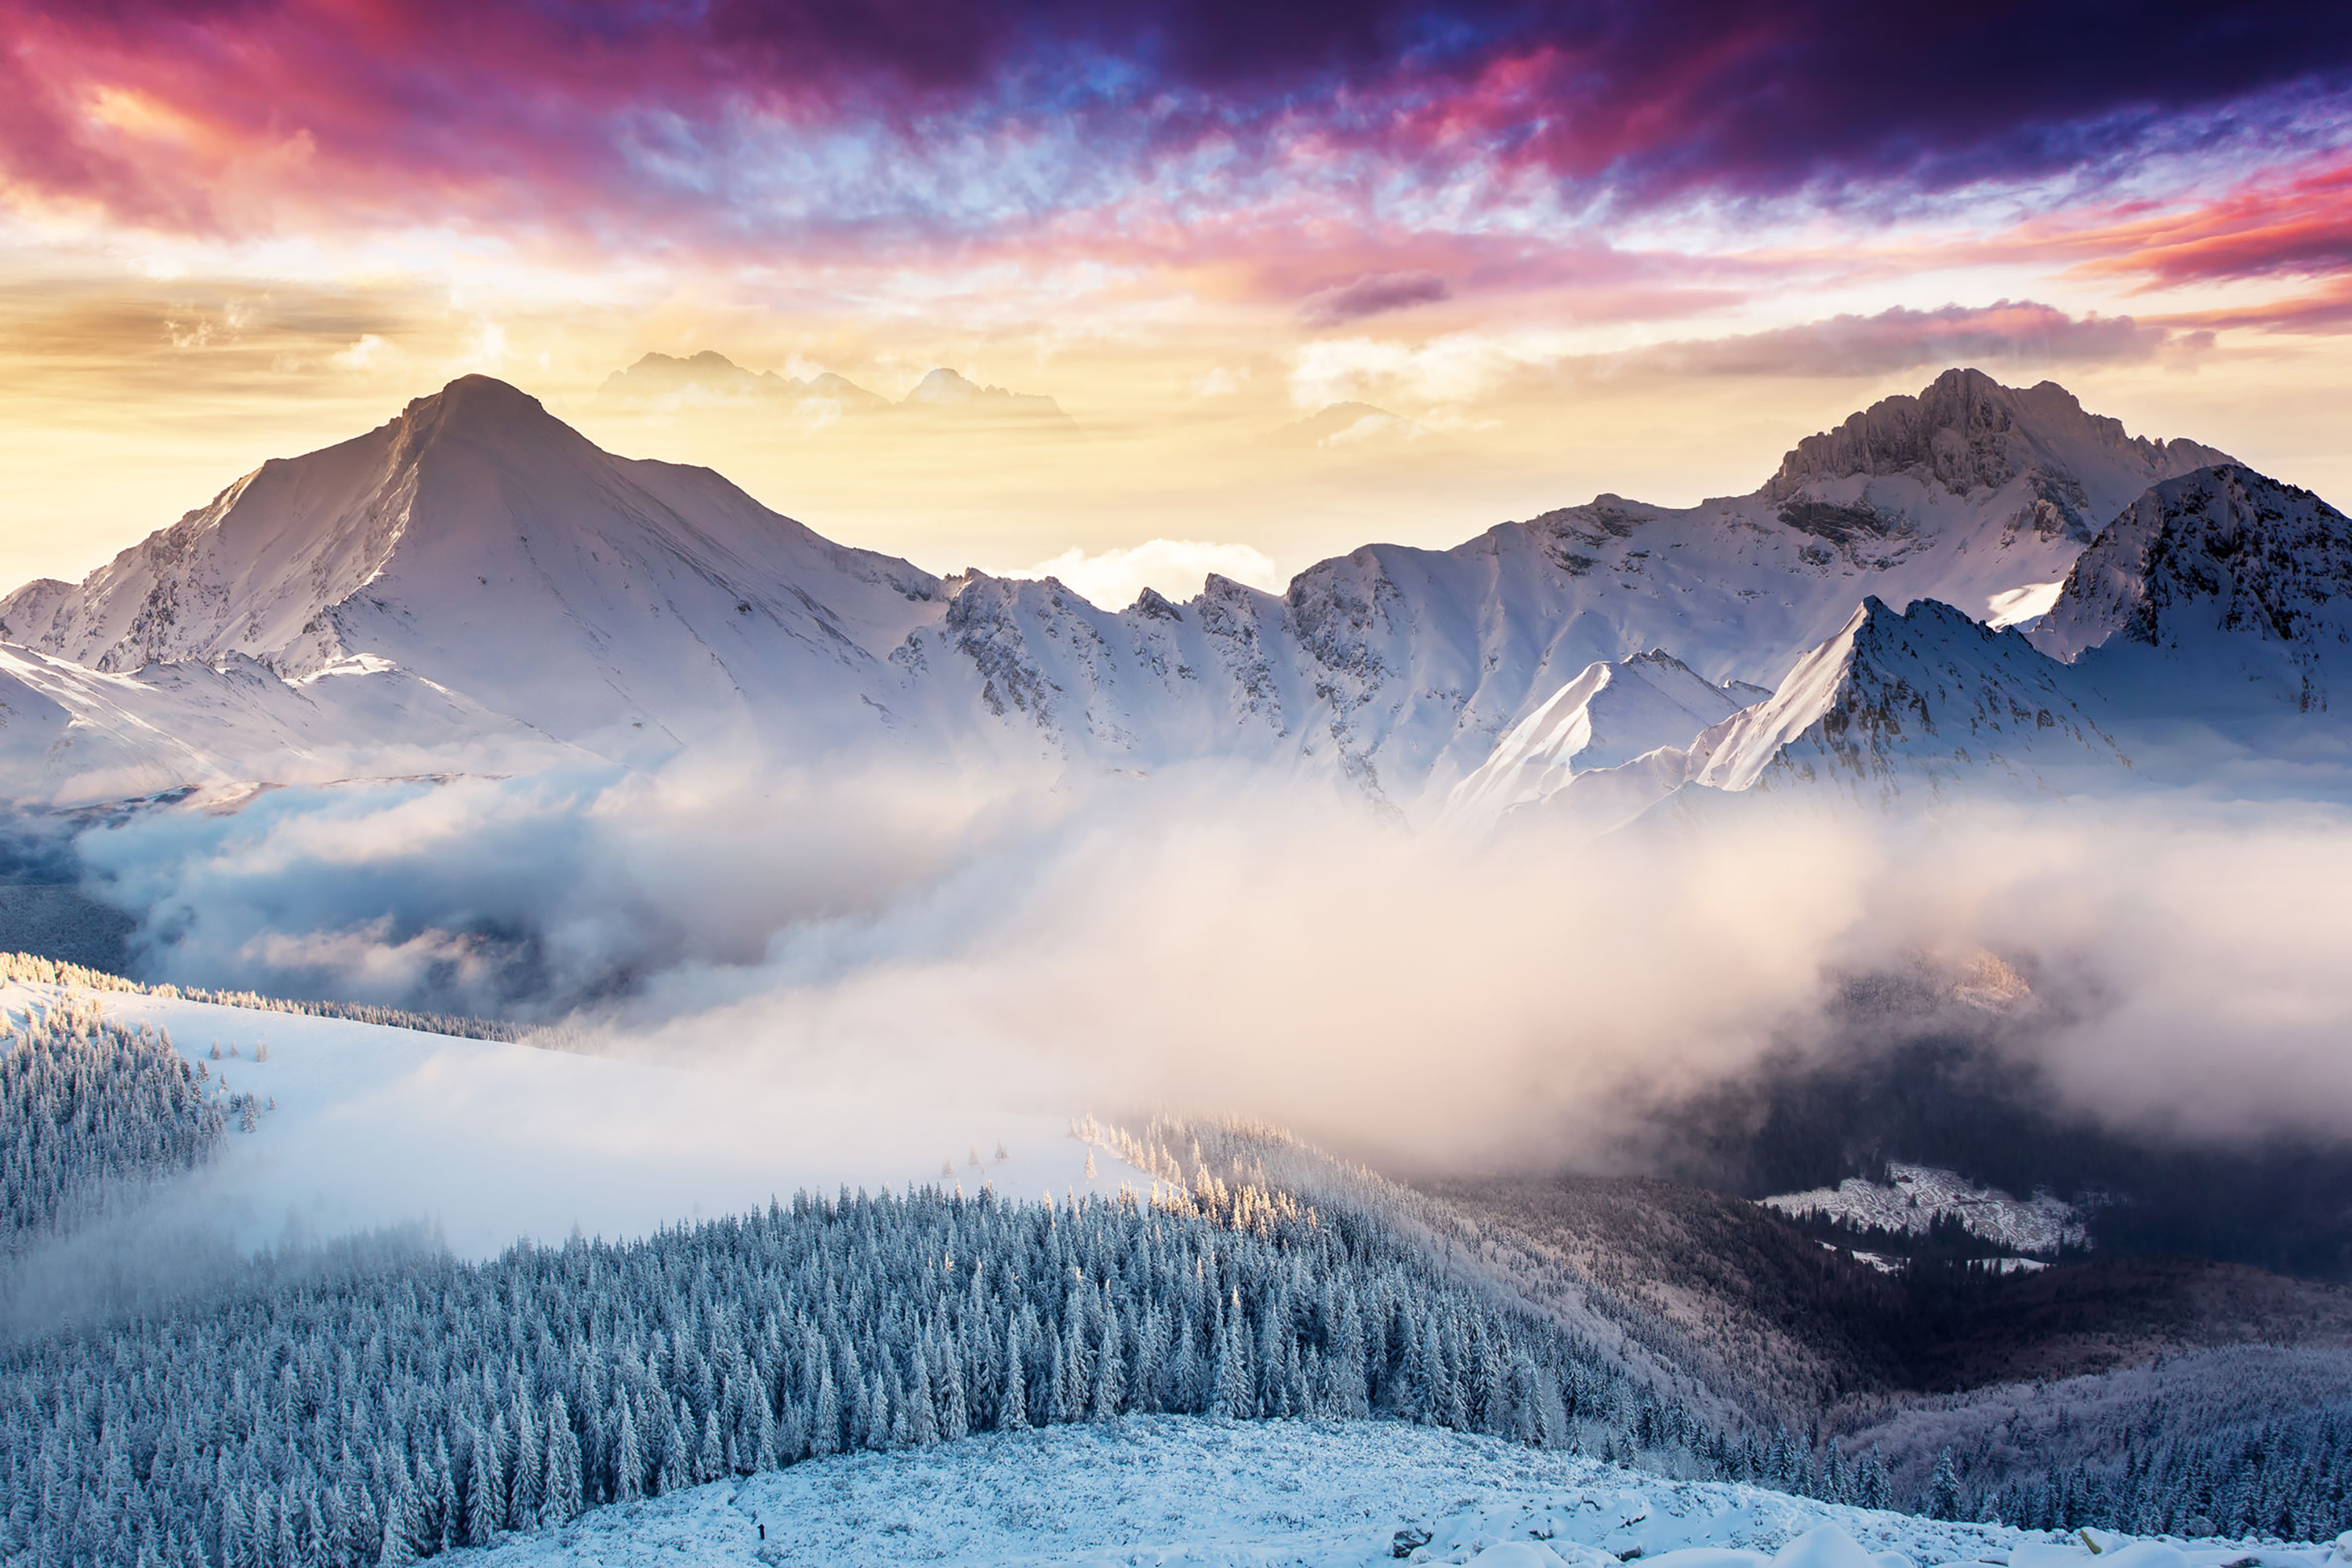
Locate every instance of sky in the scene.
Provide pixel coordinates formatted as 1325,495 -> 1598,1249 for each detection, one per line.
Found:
4,1 -> 2351,601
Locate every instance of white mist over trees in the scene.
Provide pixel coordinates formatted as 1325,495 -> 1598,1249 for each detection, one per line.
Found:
0,992 -> 221,1247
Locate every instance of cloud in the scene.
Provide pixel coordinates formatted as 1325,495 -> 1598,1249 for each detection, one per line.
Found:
1300,271 -> 1451,328
5,0 -> 2347,265
1279,299 -> 2202,412
992,539 -> 1287,608
62,756 -> 2352,1178
330,333 -> 394,369
1620,299 -> 2194,378
72,757 -> 1035,1018
616,789 -> 2352,1167
2057,157 -> 2352,289
1288,329 -> 1573,408
2161,275 -> 2352,336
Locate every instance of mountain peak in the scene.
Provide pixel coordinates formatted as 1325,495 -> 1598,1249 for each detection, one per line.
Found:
1445,647 -> 1751,821
1761,367 -> 2230,541
0,382 -> 945,753
1683,593 -> 2126,801
899,368 -> 1069,421
907,368 -> 981,404
413,372 -> 546,416
2034,463 -> 2352,713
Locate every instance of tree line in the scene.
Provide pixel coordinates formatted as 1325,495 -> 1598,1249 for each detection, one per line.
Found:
0,1161 -> 1719,1568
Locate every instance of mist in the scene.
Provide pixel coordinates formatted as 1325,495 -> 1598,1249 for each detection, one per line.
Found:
53,756 -> 2352,1181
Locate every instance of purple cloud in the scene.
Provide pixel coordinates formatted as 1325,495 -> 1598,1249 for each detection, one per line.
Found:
1624,300 -> 2198,378
1298,271 -> 1452,327
2,0 -> 2347,255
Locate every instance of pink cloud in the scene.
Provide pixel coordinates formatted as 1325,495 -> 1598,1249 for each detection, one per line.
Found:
2,0 -> 2344,266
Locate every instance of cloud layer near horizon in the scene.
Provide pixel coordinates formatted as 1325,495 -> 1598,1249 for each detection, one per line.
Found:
60,762 -> 2352,1171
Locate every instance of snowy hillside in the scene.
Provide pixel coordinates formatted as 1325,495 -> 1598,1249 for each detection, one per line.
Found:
1761,1163 -> 2089,1258
0,367 -> 2235,816
1446,651 -> 1756,822
0,975 -> 1134,1263
1685,598 -> 2130,804
456,1417 -> 2344,1567
1497,597 -> 2132,827
0,643 -> 581,806
2034,466 -> 2352,716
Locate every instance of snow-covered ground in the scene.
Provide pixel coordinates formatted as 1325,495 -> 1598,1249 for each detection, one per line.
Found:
452,1417 -> 2347,1567
0,978 -> 1137,1260
1760,1163 -> 2085,1258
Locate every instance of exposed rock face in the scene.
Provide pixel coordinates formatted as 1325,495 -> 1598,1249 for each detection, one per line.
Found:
1688,596 -> 2127,804
2034,465 -> 2352,714
1763,368 -> 2229,546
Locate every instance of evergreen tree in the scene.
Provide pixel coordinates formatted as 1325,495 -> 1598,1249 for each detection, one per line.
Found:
612,1403 -> 644,1505
1926,1449 -> 1965,1521
377,1482 -> 417,1568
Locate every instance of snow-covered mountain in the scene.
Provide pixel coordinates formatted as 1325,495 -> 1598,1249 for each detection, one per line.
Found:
1562,461 -> 2352,822
1493,597 -> 2134,827
1682,597 -> 2130,803
1446,650 -> 1760,821
591,349 -> 887,414
906,368 -> 2227,815
0,644 -> 579,805
0,376 -> 946,771
0,368 -> 2261,811
2033,464 -> 2352,716
1268,401 -> 1436,451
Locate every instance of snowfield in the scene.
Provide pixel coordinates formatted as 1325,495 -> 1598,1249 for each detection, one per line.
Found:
1760,1163 -> 2085,1258
452,1417 -> 2347,1567
0,977 -> 1136,1261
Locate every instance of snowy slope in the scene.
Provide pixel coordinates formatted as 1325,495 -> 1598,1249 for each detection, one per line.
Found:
1761,1163 -> 2088,1257
452,1416 -> 2344,1566
1497,598 -> 2132,826
1446,651 -> 1755,820
0,978 -> 1140,1261
2033,465 -> 2352,716
1682,597 -> 2129,804
0,376 -> 948,761
0,368 -> 2234,812
886,368 -> 2223,815
0,644 -> 582,805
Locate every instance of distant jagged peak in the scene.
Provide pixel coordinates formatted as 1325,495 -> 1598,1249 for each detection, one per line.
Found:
594,350 -> 1072,423
1759,368 -> 2230,537
1767,368 -> 2219,496
898,367 -> 1070,422
594,350 -> 887,412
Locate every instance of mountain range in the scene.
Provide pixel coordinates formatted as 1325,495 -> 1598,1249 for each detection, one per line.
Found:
593,350 -> 1074,427
1,366 -> 2343,819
